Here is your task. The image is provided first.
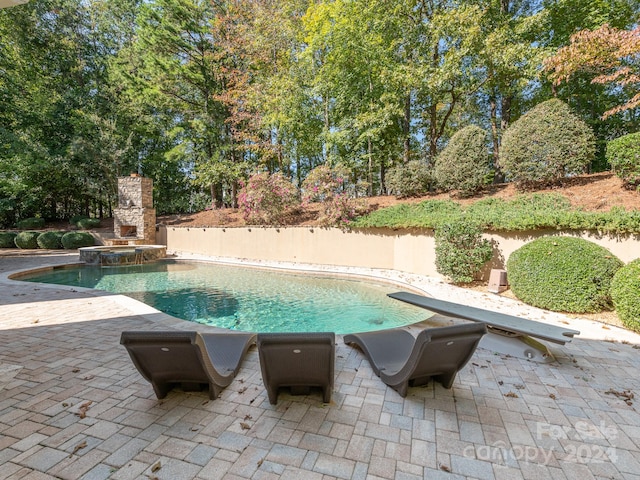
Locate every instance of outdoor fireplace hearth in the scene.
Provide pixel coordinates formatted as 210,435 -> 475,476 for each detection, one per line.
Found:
111,174 -> 156,245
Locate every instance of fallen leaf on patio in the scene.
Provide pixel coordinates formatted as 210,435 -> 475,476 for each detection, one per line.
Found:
257,458 -> 264,467
240,422 -> 251,430
82,375 -> 95,380
75,401 -> 92,419
602,325 -> 610,330
32,319 -> 39,324
549,394 -> 556,399
69,440 -> 87,457
439,464 -> 451,472
498,381 -> 504,385
151,461 -> 162,472
72,368 -> 80,373
504,392 -> 519,398
605,389 -> 634,405
244,414 -> 252,420
515,384 -> 525,389
238,386 -> 247,394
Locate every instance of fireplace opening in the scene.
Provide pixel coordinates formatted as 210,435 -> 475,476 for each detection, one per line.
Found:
120,225 -> 138,238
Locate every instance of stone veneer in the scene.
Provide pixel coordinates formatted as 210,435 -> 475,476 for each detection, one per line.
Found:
112,175 -> 156,244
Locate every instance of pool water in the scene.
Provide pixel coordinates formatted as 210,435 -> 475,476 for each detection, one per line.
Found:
18,261 -> 429,334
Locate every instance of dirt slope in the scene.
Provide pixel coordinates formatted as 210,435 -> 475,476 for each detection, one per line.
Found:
159,172 -> 639,228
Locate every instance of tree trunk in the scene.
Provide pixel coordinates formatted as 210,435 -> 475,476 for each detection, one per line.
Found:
403,94 -> 411,163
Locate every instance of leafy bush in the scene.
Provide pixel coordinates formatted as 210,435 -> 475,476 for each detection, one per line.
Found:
14,231 -> 41,249
606,132 -> 640,187
434,126 -> 491,196
76,218 -> 101,229
69,215 -> 89,226
507,237 -> 623,313
0,232 -> 17,248
17,217 -> 45,230
434,219 -> 493,284
611,259 -> 640,332
500,99 -> 595,186
61,232 -> 95,249
37,231 -> 65,249
385,160 -> 432,198
238,172 -> 299,225
302,165 -> 367,226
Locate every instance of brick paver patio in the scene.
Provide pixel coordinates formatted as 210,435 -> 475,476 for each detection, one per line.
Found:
1,252 -> 639,479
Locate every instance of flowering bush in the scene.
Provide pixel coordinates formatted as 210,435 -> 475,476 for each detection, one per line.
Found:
238,172 -> 299,225
302,165 -> 366,226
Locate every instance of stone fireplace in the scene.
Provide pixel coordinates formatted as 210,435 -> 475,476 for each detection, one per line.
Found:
112,175 -> 156,245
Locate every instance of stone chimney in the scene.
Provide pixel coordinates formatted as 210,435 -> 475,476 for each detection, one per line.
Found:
112,174 -> 156,245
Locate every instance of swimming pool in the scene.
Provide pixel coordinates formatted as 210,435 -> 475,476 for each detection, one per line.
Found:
17,260 -> 430,334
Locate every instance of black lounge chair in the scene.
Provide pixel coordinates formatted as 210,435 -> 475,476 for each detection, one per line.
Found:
257,332 -> 335,404
120,331 -> 256,399
344,323 -> 487,397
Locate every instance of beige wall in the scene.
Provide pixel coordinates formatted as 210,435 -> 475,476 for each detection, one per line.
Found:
158,226 -> 639,279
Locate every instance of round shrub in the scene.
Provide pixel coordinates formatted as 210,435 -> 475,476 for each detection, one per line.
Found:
76,217 -> 101,229
434,219 -> 493,284
500,99 -> 595,186
606,132 -> 640,187
16,217 -> 45,230
385,160 -> 432,198
506,237 -> 623,313
69,215 -> 89,226
37,231 -> 65,249
611,259 -> 640,332
61,232 -> 95,249
434,125 -> 491,196
14,231 -> 42,249
0,232 -> 17,248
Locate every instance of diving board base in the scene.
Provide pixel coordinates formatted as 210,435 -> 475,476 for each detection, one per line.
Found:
480,330 -> 554,363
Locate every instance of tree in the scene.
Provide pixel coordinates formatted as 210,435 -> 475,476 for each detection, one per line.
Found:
544,24 -> 640,118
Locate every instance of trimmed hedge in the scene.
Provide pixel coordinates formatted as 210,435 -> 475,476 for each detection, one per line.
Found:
17,217 -> 45,230
434,125 -> 491,196
61,231 -> 95,249
0,232 -> 17,248
76,217 -> 101,229
506,237 -> 623,313
500,99 -> 595,186
386,160 -> 432,198
69,215 -> 89,226
37,231 -> 65,249
434,219 -> 493,284
15,231 -> 42,249
611,259 -> 640,332
606,132 -> 640,187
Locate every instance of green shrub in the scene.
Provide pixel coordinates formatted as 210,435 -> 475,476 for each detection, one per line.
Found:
69,215 -> 89,226
385,160 -> 432,198
434,125 -> 491,196
37,231 -> 65,249
611,259 -> 640,332
606,132 -> 640,187
61,232 -> 95,249
14,231 -> 41,249
16,217 -> 45,230
76,217 -> 101,229
507,237 -> 623,313
500,99 -> 595,186
434,219 -> 493,284
0,232 -> 17,248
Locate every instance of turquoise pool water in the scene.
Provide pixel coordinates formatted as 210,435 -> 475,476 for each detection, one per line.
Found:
18,261 -> 429,334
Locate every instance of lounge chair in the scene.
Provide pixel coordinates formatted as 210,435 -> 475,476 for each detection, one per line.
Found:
344,323 -> 487,397
120,330 -> 256,399
257,332 -> 335,404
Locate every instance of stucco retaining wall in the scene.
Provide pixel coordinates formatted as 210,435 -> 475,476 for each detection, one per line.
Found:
157,226 -> 639,279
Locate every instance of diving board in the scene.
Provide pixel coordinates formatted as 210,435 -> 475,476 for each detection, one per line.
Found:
388,291 -> 580,346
